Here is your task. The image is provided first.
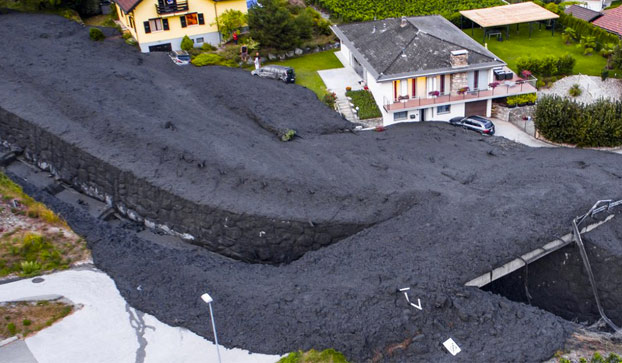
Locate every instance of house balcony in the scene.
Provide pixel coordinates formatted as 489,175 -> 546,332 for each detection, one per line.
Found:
384,76 -> 537,112
155,0 -> 188,14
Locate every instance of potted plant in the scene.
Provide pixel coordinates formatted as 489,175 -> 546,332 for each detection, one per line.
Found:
526,93 -> 536,106
346,86 -> 352,92
517,95 -> 528,107
506,96 -> 517,108
457,86 -> 470,95
488,82 -> 499,94
428,90 -> 440,97
520,70 -> 532,80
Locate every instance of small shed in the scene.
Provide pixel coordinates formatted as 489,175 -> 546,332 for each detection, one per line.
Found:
460,2 -> 560,42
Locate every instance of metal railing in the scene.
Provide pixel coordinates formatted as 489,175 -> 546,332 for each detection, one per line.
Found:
155,0 -> 188,14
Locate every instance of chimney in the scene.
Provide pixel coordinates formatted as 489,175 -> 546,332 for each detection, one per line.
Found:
400,16 -> 408,28
450,49 -> 469,68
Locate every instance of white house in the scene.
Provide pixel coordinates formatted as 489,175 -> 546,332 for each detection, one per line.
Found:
332,16 -> 537,125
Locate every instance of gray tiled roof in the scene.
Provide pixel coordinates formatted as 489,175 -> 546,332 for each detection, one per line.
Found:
333,15 -> 505,81
564,5 -> 602,23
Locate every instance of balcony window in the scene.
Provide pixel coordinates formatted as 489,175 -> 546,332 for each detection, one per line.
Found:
186,13 -> 198,26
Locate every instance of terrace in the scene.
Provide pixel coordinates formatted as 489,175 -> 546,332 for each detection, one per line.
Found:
384,69 -> 537,112
155,0 -> 188,14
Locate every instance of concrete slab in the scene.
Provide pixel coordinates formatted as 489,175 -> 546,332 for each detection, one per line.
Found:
0,339 -> 38,363
318,66 -> 363,99
0,270 -> 281,363
491,118 -> 552,148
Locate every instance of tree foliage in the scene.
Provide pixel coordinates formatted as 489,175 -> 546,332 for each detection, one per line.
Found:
305,0 -> 503,22
248,0 -> 325,50
535,95 -> 622,147
212,9 -> 247,40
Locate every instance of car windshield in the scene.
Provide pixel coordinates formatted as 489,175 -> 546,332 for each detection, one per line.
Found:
178,55 -> 190,61
484,121 -> 493,128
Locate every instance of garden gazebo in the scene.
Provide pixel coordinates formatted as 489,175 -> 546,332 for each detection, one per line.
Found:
460,2 -> 559,43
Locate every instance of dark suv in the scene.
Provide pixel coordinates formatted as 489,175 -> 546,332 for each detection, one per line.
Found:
449,115 -> 495,135
251,65 -> 296,83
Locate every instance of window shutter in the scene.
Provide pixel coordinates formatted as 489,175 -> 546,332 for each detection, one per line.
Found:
198,13 -> 205,25
163,18 -> 169,30
180,16 -> 187,28
144,21 -> 151,33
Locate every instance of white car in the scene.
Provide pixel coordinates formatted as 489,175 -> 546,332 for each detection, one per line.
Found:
168,50 -> 190,66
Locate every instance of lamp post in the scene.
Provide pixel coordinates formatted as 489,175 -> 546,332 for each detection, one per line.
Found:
201,293 -> 222,363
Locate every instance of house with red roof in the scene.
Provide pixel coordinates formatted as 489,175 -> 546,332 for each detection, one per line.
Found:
593,6 -> 622,37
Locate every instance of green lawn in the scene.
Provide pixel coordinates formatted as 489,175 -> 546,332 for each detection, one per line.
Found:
464,23 -> 607,76
606,0 -> 621,9
267,50 -> 343,98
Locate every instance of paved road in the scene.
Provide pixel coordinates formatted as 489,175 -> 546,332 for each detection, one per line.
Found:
0,268 -> 281,363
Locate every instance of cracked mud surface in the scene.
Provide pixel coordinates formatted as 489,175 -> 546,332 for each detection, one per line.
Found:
1,12 -> 622,362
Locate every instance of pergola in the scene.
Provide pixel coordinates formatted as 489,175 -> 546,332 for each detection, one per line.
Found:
460,2 -> 560,43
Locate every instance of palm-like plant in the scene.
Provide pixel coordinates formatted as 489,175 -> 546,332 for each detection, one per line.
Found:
600,43 -> 616,68
577,35 -> 596,55
562,27 -> 576,45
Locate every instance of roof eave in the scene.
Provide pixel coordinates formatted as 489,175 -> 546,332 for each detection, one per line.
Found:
331,25 -> 381,80
376,61 -> 506,82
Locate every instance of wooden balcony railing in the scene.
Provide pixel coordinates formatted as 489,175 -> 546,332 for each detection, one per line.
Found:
155,0 -> 188,14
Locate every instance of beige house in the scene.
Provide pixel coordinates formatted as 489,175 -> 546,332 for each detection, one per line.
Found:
113,0 -> 247,52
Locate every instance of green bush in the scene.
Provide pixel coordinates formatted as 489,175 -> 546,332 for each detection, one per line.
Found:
88,28 -> 105,41
181,35 -> 194,51
305,0 -> 503,22
22,319 -> 31,326
20,261 -> 42,276
7,322 -> 16,336
280,129 -> 296,141
191,53 -> 236,67
601,68 -> 609,81
278,349 -> 349,363
346,90 -> 382,119
322,92 -> 337,108
507,93 -> 537,106
535,95 -> 622,147
516,54 -> 576,78
568,83 -> 582,97
201,43 -> 217,51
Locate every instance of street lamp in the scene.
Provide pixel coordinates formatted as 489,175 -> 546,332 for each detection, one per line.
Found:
201,293 -> 222,363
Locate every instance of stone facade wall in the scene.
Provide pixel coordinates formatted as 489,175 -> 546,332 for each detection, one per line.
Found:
0,106 -> 367,264
450,72 -> 468,94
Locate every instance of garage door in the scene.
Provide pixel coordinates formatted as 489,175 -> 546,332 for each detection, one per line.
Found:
465,100 -> 487,116
148,43 -> 172,52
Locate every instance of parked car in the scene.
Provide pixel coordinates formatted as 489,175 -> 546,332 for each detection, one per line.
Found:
251,65 -> 296,83
169,50 -> 190,66
449,115 -> 495,135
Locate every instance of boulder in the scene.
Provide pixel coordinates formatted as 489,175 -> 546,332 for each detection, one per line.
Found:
294,48 -> 303,56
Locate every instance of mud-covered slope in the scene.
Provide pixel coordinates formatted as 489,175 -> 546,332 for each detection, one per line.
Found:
2,12 -> 622,362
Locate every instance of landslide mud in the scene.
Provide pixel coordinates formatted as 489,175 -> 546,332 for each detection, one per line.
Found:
2,12 -> 622,362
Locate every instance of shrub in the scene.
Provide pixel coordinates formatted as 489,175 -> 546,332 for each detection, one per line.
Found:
280,129 -> 296,142
88,28 -> 105,41
201,43 -> 217,51
7,322 -> 16,336
535,95 -> 622,147
20,261 -> 42,276
346,90 -> 382,119
181,35 -> 194,51
191,53 -> 236,67
322,92 -> 337,108
516,54 -> 575,78
22,319 -> 31,326
601,68 -> 609,81
568,83 -> 582,97
278,349 -> 349,363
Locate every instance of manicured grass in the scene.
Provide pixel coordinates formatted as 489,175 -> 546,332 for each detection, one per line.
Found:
464,23 -> 608,76
267,50 -> 343,98
346,90 -> 382,119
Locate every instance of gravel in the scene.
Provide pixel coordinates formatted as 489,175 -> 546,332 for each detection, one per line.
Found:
539,75 -> 622,104
2,12 -> 622,362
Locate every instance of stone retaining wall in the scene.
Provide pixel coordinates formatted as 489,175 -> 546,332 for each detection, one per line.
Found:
0,106 -> 367,264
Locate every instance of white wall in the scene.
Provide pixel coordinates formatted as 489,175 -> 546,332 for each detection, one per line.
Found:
366,70 -> 393,123
340,45 -> 352,67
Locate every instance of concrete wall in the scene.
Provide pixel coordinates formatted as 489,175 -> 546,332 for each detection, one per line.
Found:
0,107 -> 367,264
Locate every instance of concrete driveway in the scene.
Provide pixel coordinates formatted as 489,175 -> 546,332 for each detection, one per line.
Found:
0,268 -> 281,363
491,119 -> 552,148
318,51 -> 363,99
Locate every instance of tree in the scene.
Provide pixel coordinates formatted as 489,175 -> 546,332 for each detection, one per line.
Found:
212,9 -> 247,41
248,0 -> 302,50
612,44 -> 622,70
600,42 -> 616,69
181,35 -> 194,51
577,35 -> 596,55
561,27 -> 576,45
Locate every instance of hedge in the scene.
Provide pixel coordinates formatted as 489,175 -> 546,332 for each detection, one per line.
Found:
516,54 -> 576,78
346,90 -> 382,119
191,53 -> 237,67
306,0 -> 503,23
559,12 -> 621,50
535,95 -> 622,147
